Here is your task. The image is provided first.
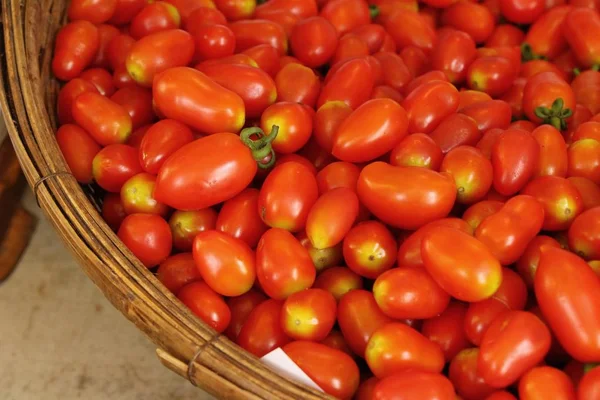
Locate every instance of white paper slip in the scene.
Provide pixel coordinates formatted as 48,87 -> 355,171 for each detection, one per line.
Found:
260,347 -> 324,393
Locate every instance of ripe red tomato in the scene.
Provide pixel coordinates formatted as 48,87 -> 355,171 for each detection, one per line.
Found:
491,128 -> 540,196
578,366 -> 600,400
516,235 -> 562,287
118,213 -> 172,268
486,392 -> 518,400
467,56 -> 515,98
79,67 -> 116,97
373,267 -> 450,320
567,139 -> 600,184
57,78 -> 99,125
431,29 -> 477,85
486,24 -> 525,47
563,7 -> 600,68
236,299 -> 290,357
275,154 -> 318,176
422,302 -> 470,362
255,0 -> 317,19
343,220 -> 396,279
441,1 -> 495,43
332,98 -> 408,162
313,101 -> 353,152
53,21 -> 99,81
568,206 -> 600,260
290,16 -> 337,68
256,228 -> 316,299
522,72 -> 575,131
463,200 -> 504,231
365,322 -> 445,378
357,162 -> 456,229
56,124 -> 101,184
169,209 -> 218,251
178,281 -> 231,333
157,253 -> 202,295
138,119 -> 193,175
568,177 -> 600,210
429,114 -> 481,154
153,67 -> 245,134
571,71 -> 600,116
500,0 -> 544,24
478,310 -> 551,388
190,24 -> 236,61
458,90 -> 492,111
390,133 -> 443,170
110,86 -> 154,129
216,189 -> 267,249
373,371 -> 456,400
461,100 -> 512,133
306,188 -> 359,249
120,172 -> 169,216
229,19 -> 288,55
275,63 -> 320,108
523,5 -> 571,60
110,0 -> 148,25
185,7 -> 227,28
531,125 -> 568,178
535,247 -> 600,362
372,52 -> 412,91
440,146 -> 493,204
213,0 -> 255,20
129,1 -> 180,39
283,341 -> 360,399
320,0 -> 371,34
280,288 -> 336,341
316,161 -> 360,194
68,0 -> 117,23
318,58 -> 375,110
464,298 -> 510,346
106,33 -> 135,70
102,193 -> 126,232
331,33 -> 370,66
519,366 -> 576,400
449,348 -> 496,400
72,92 -> 132,146
383,9 -> 436,52
93,144 -> 143,193
402,81 -> 459,134
313,266 -> 363,300
260,102 -> 312,154
225,289 -> 267,341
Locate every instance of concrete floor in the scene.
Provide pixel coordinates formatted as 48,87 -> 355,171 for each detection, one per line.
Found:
0,190 -> 214,400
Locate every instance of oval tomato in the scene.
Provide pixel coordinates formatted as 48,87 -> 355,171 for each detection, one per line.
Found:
225,289 -> 267,341
567,139 -> 600,184
516,235 -> 562,287
229,19 -> 288,55
430,113 -> 482,154
321,0 -> 371,34
318,58 -> 375,110
523,5 -> 571,60
139,119 -> 193,174
343,221 -> 397,279
441,146 -> 493,204
52,21 -> 99,81
431,29 -> 477,84
281,288 -> 336,341
563,7 -> 600,68
157,253 -> 202,295
314,266 -> 363,301
129,1 -> 181,39
275,63 -> 320,108
117,213 -> 172,268
102,193 -> 126,232
120,172 -> 169,216
449,348 -> 496,400
56,124 -> 101,184
316,161 -> 360,194
260,102 -> 312,154
306,188 -> 359,249
93,144 -> 143,193
390,133 -> 444,170
461,100 -> 512,133
578,366 -> 600,400
464,298 -> 510,346
531,125 -> 568,178
519,366 -> 576,400
216,188 -> 268,249
421,302 -> 470,362
383,9 -> 436,52
568,206 -> 600,260
441,1 -> 495,43
463,200 -> 504,231
237,298 -> 290,357
72,92 -> 132,146
314,101 -> 353,152
373,371 -> 456,400
297,231 -> 344,272
522,72 -> 575,131
169,209 -> 218,251
178,281 -> 231,333
402,81 -> 460,134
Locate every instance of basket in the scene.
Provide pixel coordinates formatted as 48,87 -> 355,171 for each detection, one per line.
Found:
0,1 -> 330,398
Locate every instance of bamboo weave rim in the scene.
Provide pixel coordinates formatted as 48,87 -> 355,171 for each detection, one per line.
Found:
0,1 -> 331,398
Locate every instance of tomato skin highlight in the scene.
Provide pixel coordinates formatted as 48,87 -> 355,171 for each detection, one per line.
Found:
306,188 -> 359,249
343,221 -> 397,279
117,213 -> 172,268
518,366 -> 576,400
281,288 -> 337,341
53,21 -> 100,81
357,162 -> 457,230
402,80 -> 460,134
216,188 -> 268,249
153,67 -> 245,134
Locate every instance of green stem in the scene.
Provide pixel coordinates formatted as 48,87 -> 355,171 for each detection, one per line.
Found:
240,125 -> 279,168
369,5 -> 379,19
533,97 -> 572,131
521,43 -> 545,62
592,64 -> 600,72
573,68 -> 581,76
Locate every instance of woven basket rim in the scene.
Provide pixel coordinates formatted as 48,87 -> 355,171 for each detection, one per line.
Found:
0,1 -> 331,398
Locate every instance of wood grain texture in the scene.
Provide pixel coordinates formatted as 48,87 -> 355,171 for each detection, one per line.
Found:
0,1 -> 331,398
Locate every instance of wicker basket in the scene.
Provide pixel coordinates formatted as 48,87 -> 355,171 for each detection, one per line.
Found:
0,1 -> 331,398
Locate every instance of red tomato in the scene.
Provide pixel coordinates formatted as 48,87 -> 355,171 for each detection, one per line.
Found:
390,133 -> 443,170
573,121 -> 600,143
255,0 -> 317,19
216,188 -> 267,249
535,247 -> 600,362
318,58 -> 375,110
463,200 -> 504,231
567,139 -> 600,184
120,172 -> 169,216
372,52 -> 412,91
281,288 -> 336,341
478,311 -> 551,388
516,235 -> 562,287
68,0 -> 117,23
500,0 -> 544,24
110,0 -> 148,25
373,267 -> 450,320
185,7 -> 227,28
422,302 -> 470,362
56,124 -> 101,184
337,289 -> 393,357
118,213 -> 172,268
531,125 -> 569,178
519,366 -> 576,400
355,377 -> 378,400
441,146 -> 493,204
178,281 -> 231,333
371,85 -> 403,103
316,161 -> 360,194
332,98 -> 408,162
260,102 -> 312,154
383,10 -> 436,52
197,53 -> 259,69
422,226 -> 502,302
57,78 -> 99,125
190,24 -> 236,61
243,44 -> 280,77
157,253 -> 202,295
102,193 -> 126,231
522,72 -> 575,131
138,119 -> 193,174
53,21 -> 99,81
365,322 -> 445,378
319,330 -> 353,355
449,348 -> 496,400
72,92 -> 131,146
458,90 -> 493,111
491,128 -> 539,196
563,8 -> 600,68
213,0 -> 255,20
467,56 -> 515,98
461,100 -> 512,133
431,29 -> 477,84
357,162 -> 456,229
331,33 -> 370,66
522,176 -> 584,231
154,132 -> 262,210
464,298 -> 510,346
107,33 -> 135,70
441,1 -> 495,43
501,78 -> 527,120
237,299 -> 290,357
153,67 -> 245,134
486,24 -> 525,47
256,228 -> 316,299
229,19 -> 287,55
430,113 -> 481,154
568,206 -> 600,260
314,101 -> 353,152
80,67 -> 116,96
225,289 -> 267,341
275,63 -> 320,108
130,2 -> 181,39
110,86 -> 154,130
402,80 -> 459,134
568,177 -> 600,210
398,45 -> 428,77
350,23 -> 385,53
578,366 -> 600,400
290,16 -> 337,68
343,221 -> 396,279
320,0 -> 371,34
486,392 -> 518,400
523,5 -> 571,60
169,209 -> 217,252
571,71 -> 600,117
373,371 -> 456,400
93,144 -> 142,193
402,70 -> 447,97
306,188 -> 358,249
283,341 -> 360,399
314,266 -> 363,300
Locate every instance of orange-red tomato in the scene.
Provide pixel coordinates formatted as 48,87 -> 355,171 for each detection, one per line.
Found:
118,213 -> 172,268
568,206 -> 600,260
190,23 -> 236,61
68,0 -> 118,23
72,91 -> 132,146
464,298 -> 510,346
229,19 -> 288,55
80,67 -> 116,97
430,113 -> 482,154
516,235 -> 562,287
422,302 -> 470,362
519,366 -> 576,400
153,67 -> 245,134
478,310 -> 551,388
372,371 -> 456,400
120,172 -> 169,216
422,226 -> 502,302
57,78 -> 99,125
571,71 -> 600,116
129,1 -> 181,39
318,58 -> 375,110
568,177 -> 600,210
243,43 -> 281,75
53,21 -> 100,81
403,70 -> 448,97
258,162 -> 319,232
523,5 -> 571,60
475,195 -> 545,265
283,341 -> 360,399
449,348 -> 496,400
306,188 -> 359,249
168,209 -> 217,252
331,33 -> 370,66
255,0 -> 317,19
320,0 -> 371,34
225,289 -> 267,341
93,144 -> 143,193
372,52 -> 412,91
314,266 -> 363,300
578,366 -> 600,400
157,253 -> 202,295
467,56 -> 516,98
431,29 -> 477,85
491,128 -> 540,196
111,0 -> 148,25
237,298 -> 290,357
178,281 -> 231,333
567,139 -> 600,184
531,125 -> 568,178
463,200 -> 504,231
332,98 -> 408,162
402,81 -> 460,134
486,24 -> 524,47
256,228 -> 316,299
56,124 -> 101,184
290,16 -> 337,68
383,9 -> 436,52
313,101 -> 353,153
316,161 -> 360,194
281,288 -> 337,341
535,247 -> 600,362
522,72 -> 575,131
441,146 -> 493,204
365,322 -> 445,378
139,119 -> 193,175
390,133 -> 444,170
275,63 -> 320,108
213,0 -> 255,20
461,100 -> 512,133
441,1 -> 495,43
110,86 -> 154,130
486,392 -> 518,400
373,267 -> 450,320
260,102 -> 312,154
563,7 -> 600,68
343,221 -> 396,279
216,188 -> 267,249
297,230 -> 344,272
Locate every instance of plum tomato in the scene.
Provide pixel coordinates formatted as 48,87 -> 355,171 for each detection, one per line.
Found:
342,221 -> 397,279
169,209 -> 218,251
178,281 -> 231,333
306,188 -> 359,249
117,213 -> 172,268
120,172 -> 169,216
390,133 -> 444,170
313,266 -> 363,301
422,302 -> 471,363
156,253 -> 202,295
237,299 -> 290,357
281,288 -> 337,341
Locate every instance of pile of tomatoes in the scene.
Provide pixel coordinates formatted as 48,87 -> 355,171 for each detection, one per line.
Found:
51,0 -> 600,398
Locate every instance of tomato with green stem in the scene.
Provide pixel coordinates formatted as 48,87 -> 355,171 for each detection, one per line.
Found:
178,281 -> 231,333
118,213 -> 172,268
523,72 -> 575,131
522,5 -> 571,61
157,253 -> 202,295
169,209 -> 218,251
236,299 -> 290,357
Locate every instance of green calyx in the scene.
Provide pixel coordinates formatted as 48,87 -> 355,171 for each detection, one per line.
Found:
584,363 -> 600,374
369,5 -> 379,19
534,97 -> 572,131
240,125 -> 279,169
521,43 -> 546,62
